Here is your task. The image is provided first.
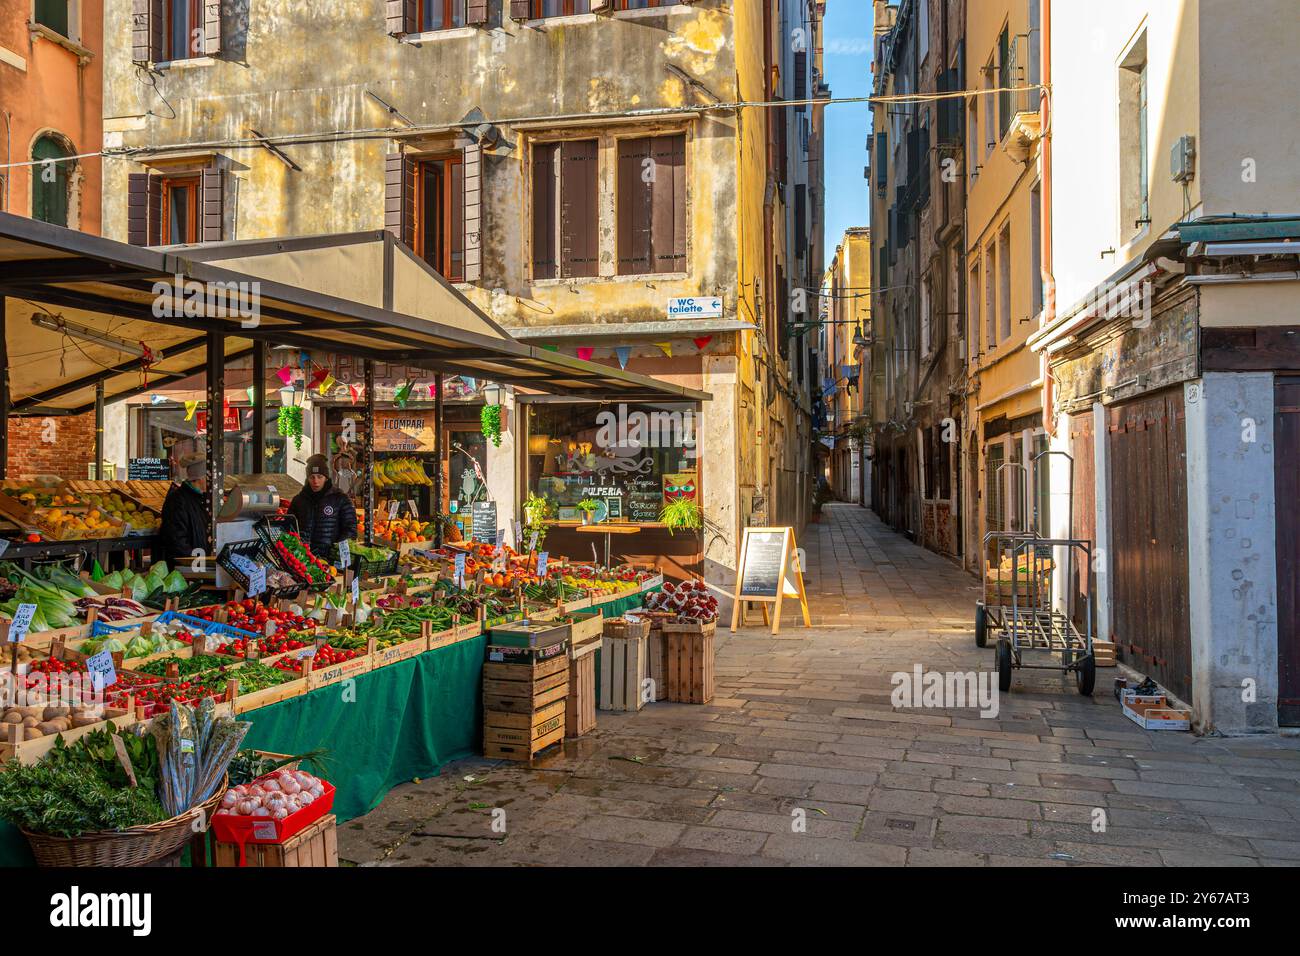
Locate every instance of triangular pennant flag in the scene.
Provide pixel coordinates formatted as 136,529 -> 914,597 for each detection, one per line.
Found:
309,367 -> 329,388
653,342 -> 673,358
277,366 -> 293,385
576,346 -> 594,362
246,386 -> 255,404
349,384 -> 359,403
541,344 -> 559,352
150,394 -> 166,405
614,346 -> 631,370
394,380 -> 413,408
318,373 -> 336,396
693,335 -> 713,351
464,377 -> 476,391
184,400 -> 199,422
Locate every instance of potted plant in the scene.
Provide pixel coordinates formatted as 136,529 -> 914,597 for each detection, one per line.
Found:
522,492 -> 551,549
576,498 -> 601,526
658,498 -> 702,536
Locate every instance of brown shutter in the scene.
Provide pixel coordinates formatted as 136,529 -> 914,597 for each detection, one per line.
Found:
147,175 -> 161,245
387,0 -> 415,35
560,140 -> 598,279
510,0 -> 532,21
467,0 -> 489,25
203,0 -> 222,56
531,143 -> 557,280
451,157 -> 465,281
384,151 -> 415,248
650,134 -> 686,274
462,141 -> 482,284
127,173 -> 150,245
131,0 -> 151,62
617,137 -> 652,275
201,167 -> 224,242
150,0 -> 164,58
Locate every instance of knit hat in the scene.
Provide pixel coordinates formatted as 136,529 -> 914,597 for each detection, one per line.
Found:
305,454 -> 330,478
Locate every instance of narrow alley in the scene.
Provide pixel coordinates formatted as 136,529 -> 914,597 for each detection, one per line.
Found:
341,504 -> 1300,867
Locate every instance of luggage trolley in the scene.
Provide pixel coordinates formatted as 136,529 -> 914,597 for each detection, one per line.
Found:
974,451 -> 1096,695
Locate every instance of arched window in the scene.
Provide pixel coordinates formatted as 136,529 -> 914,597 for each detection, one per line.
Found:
32,135 -> 74,228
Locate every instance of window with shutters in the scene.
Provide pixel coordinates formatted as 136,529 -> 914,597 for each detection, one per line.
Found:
617,0 -> 670,8
35,0 -> 71,39
127,167 -> 224,246
528,0 -> 593,16
531,140 -> 598,281
133,0 -> 221,63
31,135 -> 73,228
165,0 -> 204,60
419,0 -> 466,30
415,155 -> 466,282
616,134 -> 686,276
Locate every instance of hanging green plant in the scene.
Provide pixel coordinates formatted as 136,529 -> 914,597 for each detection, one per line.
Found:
658,498 -> 702,536
277,405 -> 304,450
480,404 -> 503,447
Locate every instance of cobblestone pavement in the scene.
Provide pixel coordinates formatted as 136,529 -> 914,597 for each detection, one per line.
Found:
341,503 -> 1300,867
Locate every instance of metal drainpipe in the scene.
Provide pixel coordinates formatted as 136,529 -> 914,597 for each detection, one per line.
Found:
1040,0 -> 1057,437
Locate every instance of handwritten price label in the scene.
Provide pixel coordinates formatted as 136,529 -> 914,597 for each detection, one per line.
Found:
7,603 -> 37,643
453,553 -> 467,589
536,551 -> 549,578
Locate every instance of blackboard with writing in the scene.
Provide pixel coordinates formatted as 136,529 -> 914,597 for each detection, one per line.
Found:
471,501 -> 497,543
128,458 -> 170,481
738,530 -> 787,598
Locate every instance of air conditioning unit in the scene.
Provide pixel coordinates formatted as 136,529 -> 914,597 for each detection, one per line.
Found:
1171,135 -> 1196,183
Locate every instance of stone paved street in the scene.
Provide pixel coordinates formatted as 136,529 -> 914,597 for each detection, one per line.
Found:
341,504 -> 1300,867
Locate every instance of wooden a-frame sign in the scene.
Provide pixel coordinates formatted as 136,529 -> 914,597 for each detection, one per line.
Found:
730,526 -> 810,635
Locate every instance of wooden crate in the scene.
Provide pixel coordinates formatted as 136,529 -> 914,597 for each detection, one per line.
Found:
567,609 -> 604,647
666,630 -> 714,704
483,725 -> 565,762
484,698 -> 566,747
566,650 -> 597,737
662,620 -> 718,638
602,616 -> 650,640
1093,640 -> 1117,667
646,630 -> 670,702
482,657 -> 568,708
599,633 -> 646,712
212,814 -> 339,868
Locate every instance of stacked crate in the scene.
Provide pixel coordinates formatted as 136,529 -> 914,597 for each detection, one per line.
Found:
566,610 -> 604,738
483,619 -> 571,763
663,620 -> 716,704
600,616 -> 650,712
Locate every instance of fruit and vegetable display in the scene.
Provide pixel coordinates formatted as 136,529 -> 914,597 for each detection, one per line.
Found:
643,579 -> 719,622
191,599 -> 313,639
94,561 -> 193,605
338,540 -> 395,566
77,622 -> 193,661
272,644 -> 361,673
362,516 -> 438,544
371,458 -> 433,488
273,532 -> 333,587
81,492 -> 159,533
215,767 -> 327,820
0,561 -> 99,631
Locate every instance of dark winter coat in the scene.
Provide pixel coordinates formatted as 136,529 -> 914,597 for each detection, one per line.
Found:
160,482 -> 210,564
288,480 -> 358,556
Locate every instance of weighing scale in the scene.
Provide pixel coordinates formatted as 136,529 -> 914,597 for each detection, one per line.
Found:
213,481 -> 282,589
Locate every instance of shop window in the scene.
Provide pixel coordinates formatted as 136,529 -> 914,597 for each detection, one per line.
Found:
386,146 -> 481,284
532,140 -> 599,280
35,0 -> 70,38
127,167 -> 224,246
31,134 -> 73,228
984,441 -> 1005,561
616,134 -> 686,275
138,404 -> 286,476
525,401 -> 698,524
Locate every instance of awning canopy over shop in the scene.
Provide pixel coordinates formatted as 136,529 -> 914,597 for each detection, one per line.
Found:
0,214 -> 711,415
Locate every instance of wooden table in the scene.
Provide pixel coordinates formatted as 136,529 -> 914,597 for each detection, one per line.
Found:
575,523 -> 641,567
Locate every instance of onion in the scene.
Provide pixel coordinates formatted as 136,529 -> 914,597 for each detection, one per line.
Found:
220,791 -> 238,808
271,807 -> 289,820
236,799 -> 256,815
251,804 -> 270,817
262,778 -> 282,792
281,779 -> 302,795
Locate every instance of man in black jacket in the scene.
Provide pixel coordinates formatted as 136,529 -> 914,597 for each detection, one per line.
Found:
288,454 -> 358,556
160,454 -> 211,564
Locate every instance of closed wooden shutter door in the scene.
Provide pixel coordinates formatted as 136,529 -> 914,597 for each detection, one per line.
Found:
650,133 -> 685,274
794,183 -> 806,258
531,143 -> 557,280
127,173 -> 151,245
467,0 -> 489,24
150,0 -> 164,57
131,0 -> 152,62
203,0 -> 222,55
462,141 -> 482,283
510,0 -> 532,21
794,50 -> 807,112
384,152 -> 415,248
201,167 -> 224,242
387,0 -> 415,35
560,140 -> 598,278
617,137 -> 652,275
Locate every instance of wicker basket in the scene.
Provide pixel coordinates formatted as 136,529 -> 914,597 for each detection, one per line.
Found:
21,778 -> 227,868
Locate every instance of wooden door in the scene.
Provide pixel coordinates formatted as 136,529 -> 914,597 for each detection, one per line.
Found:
1069,411 -> 1096,633
1277,378 -> 1300,725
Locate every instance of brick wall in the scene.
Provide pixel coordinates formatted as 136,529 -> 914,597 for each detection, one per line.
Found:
6,413 -> 97,480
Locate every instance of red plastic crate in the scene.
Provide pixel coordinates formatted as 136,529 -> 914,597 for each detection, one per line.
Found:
211,775 -> 336,866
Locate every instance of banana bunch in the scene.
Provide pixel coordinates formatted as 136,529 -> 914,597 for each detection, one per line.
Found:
373,457 -> 433,488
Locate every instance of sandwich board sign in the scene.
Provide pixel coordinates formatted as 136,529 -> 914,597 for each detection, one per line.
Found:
730,526 -> 810,635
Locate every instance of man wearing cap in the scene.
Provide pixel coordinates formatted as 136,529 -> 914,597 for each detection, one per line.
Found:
160,454 -> 210,563
288,454 -> 357,556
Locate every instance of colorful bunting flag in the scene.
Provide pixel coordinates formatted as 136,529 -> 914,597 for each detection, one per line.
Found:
150,394 -> 166,406
184,400 -> 199,422
309,367 -> 329,389
349,384 -> 359,403
276,366 -> 293,385
318,373 -> 336,396
245,386 -> 255,404
653,342 -> 673,358
576,346 -> 594,362
614,346 -> 631,370
394,380 -> 413,408
541,344 -> 559,352
693,335 -> 713,351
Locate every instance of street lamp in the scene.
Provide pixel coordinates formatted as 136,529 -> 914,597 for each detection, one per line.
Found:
852,324 -> 871,349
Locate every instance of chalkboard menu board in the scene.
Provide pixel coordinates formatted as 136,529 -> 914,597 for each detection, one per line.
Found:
626,477 -> 662,523
128,457 -> 170,480
738,529 -> 788,597
470,501 -> 497,543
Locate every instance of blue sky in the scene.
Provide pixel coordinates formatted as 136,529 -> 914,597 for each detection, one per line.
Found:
821,0 -> 875,258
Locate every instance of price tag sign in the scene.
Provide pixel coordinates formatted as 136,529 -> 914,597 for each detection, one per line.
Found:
297,647 -> 316,660
453,552 -> 467,588
536,551 -> 549,579
529,531 -> 539,552
7,603 -> 37,643
407,499 -> 418,518
350,576 -> 360,605
513,520 -> 522,548
247,564 -> 266,597
86,650 -> 117,691
338,539 -> 351,570
0,540 -> 9,559
495,528 -> 505,554
388,500 -> 400,520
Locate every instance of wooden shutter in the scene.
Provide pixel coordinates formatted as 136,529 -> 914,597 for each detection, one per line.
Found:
794,50 -> 808,112
510,0 -> 532,21
794,183 -> 807,259
531,143 -> 557,280
467,0 -> 489,24
617,138 -> 652,275
384,151 -> 415,248
127,173 -> 151,245
150,0 -> 164,58
560,140 -> 598,278
131,0 -> 152,62
203,0 -> 222,55
462,141 -> 482,284
201,167 -> 224,242
387,0 -> 415,35
649,134 -> 685,274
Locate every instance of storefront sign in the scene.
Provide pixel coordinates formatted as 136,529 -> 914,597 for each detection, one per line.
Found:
128,457 -> 171,480
195,409 -> 242,433
667,296 -> 723,318
374,410 -> 438,452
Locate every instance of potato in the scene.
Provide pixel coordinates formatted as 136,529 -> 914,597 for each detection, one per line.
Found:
42,706 -> 70,722
36,720 -> 68,735
24,727 -> 44,740
70,714 -> 101,729
1,711 -> 21,724
18,706 -> 43,720
22,716 -> 38,728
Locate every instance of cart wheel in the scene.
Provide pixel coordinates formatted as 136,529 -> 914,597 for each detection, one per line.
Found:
996,640 -> 1013,693
975,603 -> 988,648
1076,654 -> 1096,696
